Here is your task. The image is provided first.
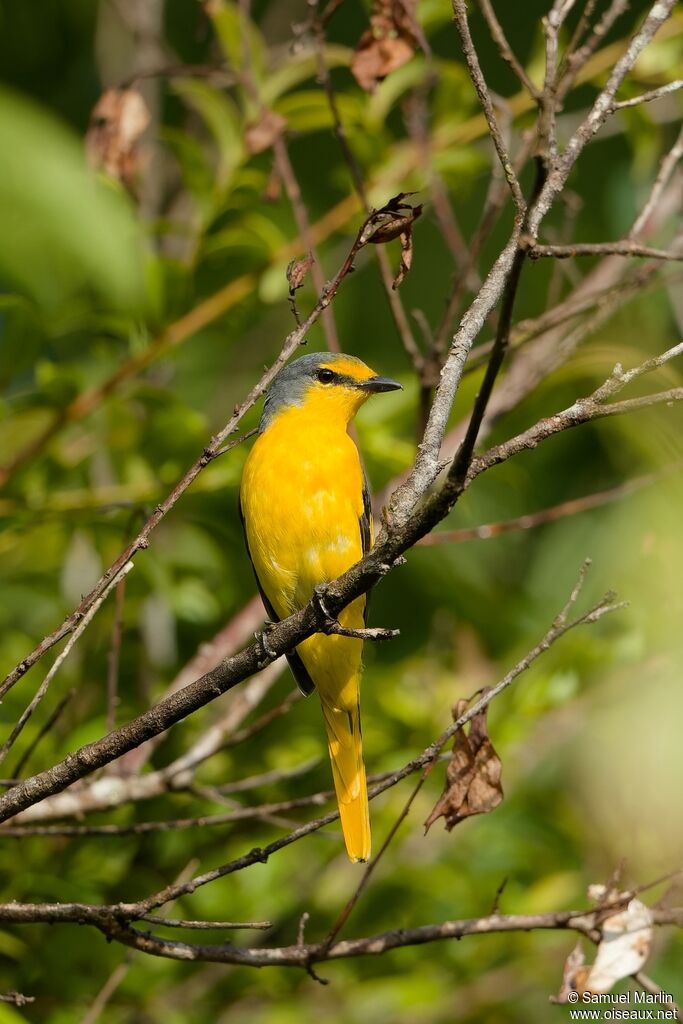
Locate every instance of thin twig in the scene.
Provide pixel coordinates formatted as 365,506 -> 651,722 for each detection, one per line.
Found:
0,561 -> 135,769
452,0 -> 526,212
529,241 -> 683,260
3,3 -> 681,496
432,130 -> 535,358
479,0 -> 540,98
319,775 -> 426,956
633,972 -> 681,1017
0,992 -> 35,1006
418,464 -> 681,545
105,567 -> 625,916
559,0 -> 631,96
0,342 -> 678,824
140,916 -> 272,930
311,12 -> 424,372
630,124 -> 683,239
2,899 -> 678,969
11,688 -> 76,779
269,116 -> 339,349
612,78 -> 683,109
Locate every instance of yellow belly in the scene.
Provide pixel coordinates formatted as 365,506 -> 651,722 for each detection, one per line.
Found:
239,406 -> 370,708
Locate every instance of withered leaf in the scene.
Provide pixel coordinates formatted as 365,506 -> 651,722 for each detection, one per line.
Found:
393,229 -> 412,289
244,110 -> 287,155
584,898 -> 653,994
360,194 -> 422,287
554,896 -> 654,1001
554,942 -> 587,1004
361,193 -> 422,240
424,698 -> 503,833
351,0 -> 419,93
286,253 -> 315,295
86,88 -> 150,188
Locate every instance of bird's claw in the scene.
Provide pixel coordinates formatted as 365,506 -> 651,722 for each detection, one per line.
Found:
255,626 -> 278,665
312,585 -> 335,625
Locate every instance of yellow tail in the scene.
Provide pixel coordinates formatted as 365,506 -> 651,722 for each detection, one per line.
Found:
320,697 -> 371,863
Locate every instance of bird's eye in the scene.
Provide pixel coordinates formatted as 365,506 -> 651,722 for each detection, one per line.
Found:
317,368 -> 334,384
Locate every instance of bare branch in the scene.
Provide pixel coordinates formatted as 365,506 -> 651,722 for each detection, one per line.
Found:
139,916 -> 272,930
319,775 -> 426,958
11,688 -> 75,779
310,18 -> 424,373
0,992 -> 35,1007
559,0 -> 631,94
451,0 -> 526,212
468,383 -> 683,487
479,0 -> 540,98
529,241 -> 683,260
0,327 -> 677,827
391,0 -> 678,521
0,898 -> 678,969
272,134 -> 340,351
419,465 -> 681,545
630,124 -> 683,239
0,560 -> 135,768
612,78 -> 683,109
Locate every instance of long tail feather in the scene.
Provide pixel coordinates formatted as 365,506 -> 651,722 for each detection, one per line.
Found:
320,697 -> 371,863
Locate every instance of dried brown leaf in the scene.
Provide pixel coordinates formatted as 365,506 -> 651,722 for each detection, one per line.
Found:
553,897 -> 654,1001
554,942 -> 587,1003
585,899 -> 653,993
287,253 -> 315,295
244,110 -> 287,155
360,193 -> 422,288
393,230 -> 413,289
351,0 -> 419,93
424,698 -> 503,833
361,192 -> 422,240
86,88 -> 150,188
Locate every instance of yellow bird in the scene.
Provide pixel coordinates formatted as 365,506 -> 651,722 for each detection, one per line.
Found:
239,352 -> 401,862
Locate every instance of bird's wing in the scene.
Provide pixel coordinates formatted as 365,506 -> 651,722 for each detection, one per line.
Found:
238,495 -> 316,696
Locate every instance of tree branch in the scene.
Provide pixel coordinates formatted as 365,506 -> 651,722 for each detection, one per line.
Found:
451,0 -> 526,212
529,241 -> 683,261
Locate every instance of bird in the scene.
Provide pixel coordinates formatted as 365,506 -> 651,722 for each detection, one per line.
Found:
239,352 -> 402,862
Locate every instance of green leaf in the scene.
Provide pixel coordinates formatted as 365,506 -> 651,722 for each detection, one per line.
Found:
0,87 -> 143,311
0,1004 -> 30,1024
172,79 -> 244,191
161,126 -> 215,217
0,929 -> 28,961
208,0 -> 267,80
366,59 -> 432,126
202,211 -> 289,259
262,44 -> 352,106
274,90 -> 364,133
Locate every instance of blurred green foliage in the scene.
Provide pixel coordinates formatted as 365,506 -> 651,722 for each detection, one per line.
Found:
0,1 -> 682,1021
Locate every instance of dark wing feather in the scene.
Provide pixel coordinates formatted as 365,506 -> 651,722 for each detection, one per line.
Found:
238,497 -> 316,696
360,472 -> 373,626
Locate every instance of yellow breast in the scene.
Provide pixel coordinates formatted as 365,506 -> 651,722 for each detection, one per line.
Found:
240,404 -> 369,620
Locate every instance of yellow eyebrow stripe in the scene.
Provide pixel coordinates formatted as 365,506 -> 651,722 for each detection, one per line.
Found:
320,358 -> 376,381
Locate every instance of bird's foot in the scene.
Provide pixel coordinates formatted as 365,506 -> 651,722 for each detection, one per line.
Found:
312,584 -> 335,625
255,625 -> 278,666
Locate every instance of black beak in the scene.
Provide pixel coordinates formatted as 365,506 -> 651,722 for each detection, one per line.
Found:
359,375 -> 403,394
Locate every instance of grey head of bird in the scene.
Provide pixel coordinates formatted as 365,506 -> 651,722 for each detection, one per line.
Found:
259,352 -> 402,431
